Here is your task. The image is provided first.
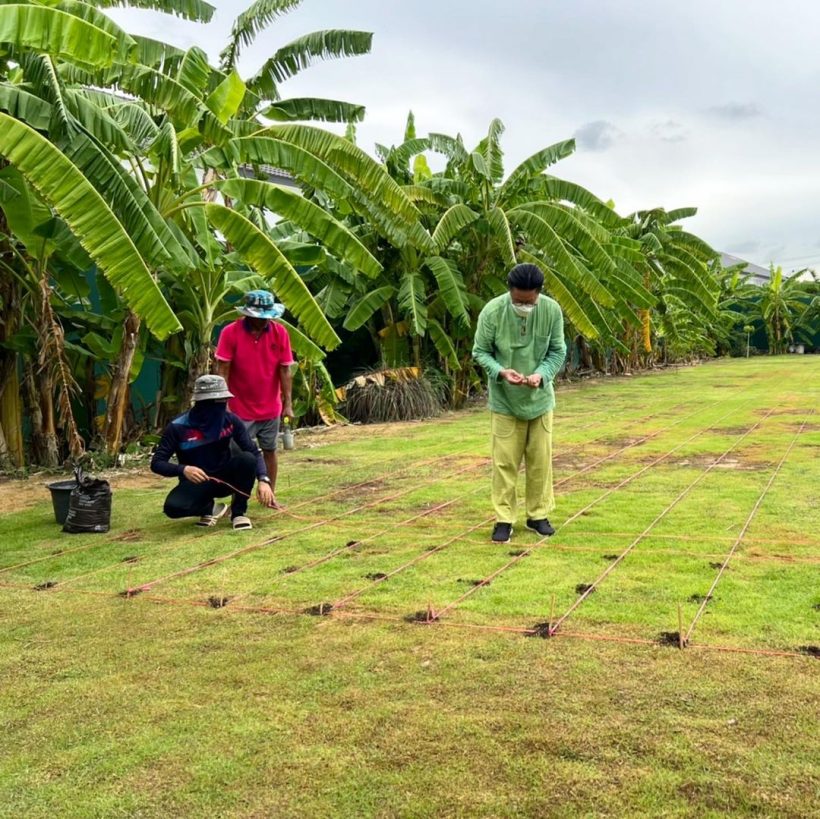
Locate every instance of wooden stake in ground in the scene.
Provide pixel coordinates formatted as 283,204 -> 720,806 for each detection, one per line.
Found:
677,603 -> 685,650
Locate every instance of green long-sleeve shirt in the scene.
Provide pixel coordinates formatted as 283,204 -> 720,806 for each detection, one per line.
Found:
472,293 -> 567,420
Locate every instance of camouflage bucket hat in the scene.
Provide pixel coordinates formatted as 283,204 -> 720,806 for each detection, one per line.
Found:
236,289 -> 285,320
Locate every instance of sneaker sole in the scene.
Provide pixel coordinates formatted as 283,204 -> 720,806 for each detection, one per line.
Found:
491,527 -> 513,544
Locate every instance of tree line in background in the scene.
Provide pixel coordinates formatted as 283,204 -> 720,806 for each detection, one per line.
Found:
0,0 -> 817,469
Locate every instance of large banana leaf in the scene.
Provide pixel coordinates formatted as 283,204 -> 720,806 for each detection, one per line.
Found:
216,177 -> 381,278
519,249 -> 598,338
0,83 -> 52,130
343,285 -> 394,331
398,272 -> 427,335
220,0 -> 302,69
427,318 -> 459,368
206,70 -> 246,123
517,202 -> 617,275
0,113 -> 180,339
431,204 -> 479,252
50,0 -> 137,62
424,256 -> 470,327
486,206 -> 516,268
262,97 -> 365,123
262,123 -> 421,225
509,208 -> 615,307
57,126 -> 194,272
227,136 -> 352,199
500,140 -> 576,196
176,46 -> 211,96
0,4 -> 117,68
95,0 -> 215,23
478,118 -> 505,184
249,29 -> 372,94
538,177 -> 623,228
203,203 -> 339,349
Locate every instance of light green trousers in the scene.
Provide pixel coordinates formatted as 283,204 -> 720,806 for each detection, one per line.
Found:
491,411 -> 554,523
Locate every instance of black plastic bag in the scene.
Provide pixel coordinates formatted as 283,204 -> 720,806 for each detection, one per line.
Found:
63,467 -> 112,534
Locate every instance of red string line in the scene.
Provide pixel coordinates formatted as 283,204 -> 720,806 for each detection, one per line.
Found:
547,406 -> 779,638
683,409 -> 814,644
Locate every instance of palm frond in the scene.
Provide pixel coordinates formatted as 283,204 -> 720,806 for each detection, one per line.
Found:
424,256 -> 470,327
431,203 -> 479,252
95,0 -> 214,22
398,272 -> 427,335
220,0 -> 302,70
500,139 -> 575,196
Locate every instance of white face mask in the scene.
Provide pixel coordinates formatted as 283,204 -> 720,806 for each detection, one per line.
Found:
511,302 -> 535,318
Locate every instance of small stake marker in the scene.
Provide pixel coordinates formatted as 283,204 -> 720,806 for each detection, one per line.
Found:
426,602 -> 435,623
677,603 -> 685,650
550,594 -> 556,630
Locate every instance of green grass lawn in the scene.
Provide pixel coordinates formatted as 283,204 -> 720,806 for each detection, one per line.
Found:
1,357 -> 818,816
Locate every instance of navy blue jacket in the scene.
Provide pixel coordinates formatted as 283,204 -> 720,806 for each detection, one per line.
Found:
150,411 -> 266,479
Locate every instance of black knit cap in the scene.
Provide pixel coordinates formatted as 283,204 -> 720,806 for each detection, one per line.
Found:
507,263 -> 544,290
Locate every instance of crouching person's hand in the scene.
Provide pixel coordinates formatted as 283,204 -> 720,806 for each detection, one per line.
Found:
257,480 -> 277,508
183,466 -> 209,484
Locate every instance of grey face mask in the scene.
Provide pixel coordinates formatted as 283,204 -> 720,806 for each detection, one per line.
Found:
511,302 -> 535,318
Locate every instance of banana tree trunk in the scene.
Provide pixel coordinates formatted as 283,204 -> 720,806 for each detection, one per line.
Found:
0,366 -> 24,468
0,259 -> 22,468
103,311 -> 140,457
24,361 -> 59,467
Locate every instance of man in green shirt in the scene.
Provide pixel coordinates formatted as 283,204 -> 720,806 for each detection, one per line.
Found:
472,263 -> 567,543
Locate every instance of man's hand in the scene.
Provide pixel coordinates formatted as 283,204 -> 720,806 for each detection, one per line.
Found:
183,465 -> 209,484
257,481 -> 277,508
525,373 -> 543,389
281,403 -> 294,421
499,369 -> 526,385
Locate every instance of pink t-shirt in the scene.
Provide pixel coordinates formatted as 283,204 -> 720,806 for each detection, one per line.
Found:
214,319 -> 295,421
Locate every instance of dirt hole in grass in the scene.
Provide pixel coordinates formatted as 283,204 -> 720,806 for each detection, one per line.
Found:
528,622 -> 552,639
508,549 -> 526,557
812,603 -> 820,611
305,602 -> 334,616
50,549 -> 64,556
206,595 -> 231,609
364,572 -> 388,581
602,554 -> 619,561
709,562 -> 724,570
346,540 -> 359,548
404,610 -> 436,623
302,457 -> 348,465
707,426 -> 750,436
689,593 -> 712,603
457,578 -> 487,586
280,565 -> 300,574
118,588 -> 141,598
335,480 -> 385,502
33,580 -> 57,591
121,555 -> 139,564
113,529 -> 142,542
658,631 -> 684,646
798,645 -> 819,658
575,583 -> 595,595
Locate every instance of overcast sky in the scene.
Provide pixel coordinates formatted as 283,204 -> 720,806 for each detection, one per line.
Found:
110,0 -> 820,272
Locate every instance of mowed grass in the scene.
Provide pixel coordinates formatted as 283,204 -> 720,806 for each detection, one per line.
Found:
0,357 -> 818,817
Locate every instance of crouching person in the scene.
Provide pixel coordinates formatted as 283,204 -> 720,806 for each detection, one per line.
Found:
151,375 -> 275,531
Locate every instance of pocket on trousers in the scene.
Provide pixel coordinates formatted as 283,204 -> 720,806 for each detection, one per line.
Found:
539,412 -> 553,433
491,414 -> 517,439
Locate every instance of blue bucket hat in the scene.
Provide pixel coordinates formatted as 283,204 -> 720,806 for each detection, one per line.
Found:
237,289 -> 285,320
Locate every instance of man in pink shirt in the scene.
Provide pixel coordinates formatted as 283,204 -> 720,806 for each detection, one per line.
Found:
215,290 -> 295,508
